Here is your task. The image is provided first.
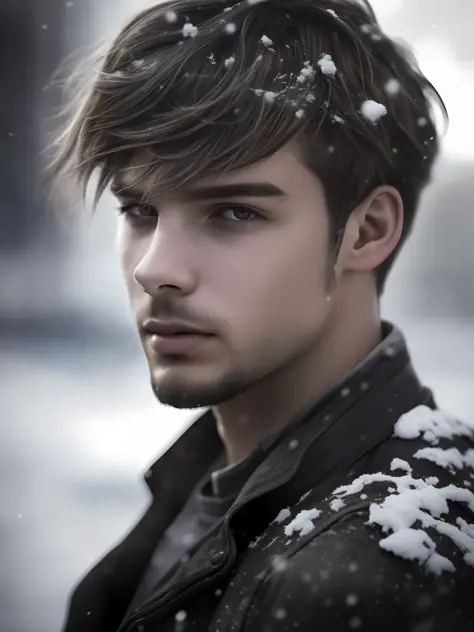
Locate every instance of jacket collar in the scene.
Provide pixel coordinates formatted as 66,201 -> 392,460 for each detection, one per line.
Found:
143,322 -> 427,511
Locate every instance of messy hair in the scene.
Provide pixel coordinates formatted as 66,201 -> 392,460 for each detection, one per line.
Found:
48,0 -> 447,294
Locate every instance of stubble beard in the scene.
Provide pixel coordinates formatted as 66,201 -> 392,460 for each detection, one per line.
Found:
149,362 -> 257,409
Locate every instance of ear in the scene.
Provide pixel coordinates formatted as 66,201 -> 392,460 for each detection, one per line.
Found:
338,185 -> 404,275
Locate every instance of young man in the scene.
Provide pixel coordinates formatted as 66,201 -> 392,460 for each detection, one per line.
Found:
51,0 -> 474,630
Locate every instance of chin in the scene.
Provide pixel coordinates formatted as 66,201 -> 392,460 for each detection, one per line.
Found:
150,366 -> 252,410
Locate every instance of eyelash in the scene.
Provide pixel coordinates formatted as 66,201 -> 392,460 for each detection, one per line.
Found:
116,203 -> 263,225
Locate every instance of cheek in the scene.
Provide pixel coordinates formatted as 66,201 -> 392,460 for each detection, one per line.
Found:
115,224 -> 142,297
229,228 -> 329,336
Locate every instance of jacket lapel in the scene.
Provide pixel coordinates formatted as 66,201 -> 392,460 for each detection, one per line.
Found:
63,412 -> 223,632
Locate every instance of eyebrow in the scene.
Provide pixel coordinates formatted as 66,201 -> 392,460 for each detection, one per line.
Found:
110,181 -> 287,201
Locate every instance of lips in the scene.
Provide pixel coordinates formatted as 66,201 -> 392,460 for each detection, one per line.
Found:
142,319 -> 212,337
147,331 -> 215,355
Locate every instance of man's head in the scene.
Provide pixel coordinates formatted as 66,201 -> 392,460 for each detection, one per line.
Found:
50,0 -> 446,409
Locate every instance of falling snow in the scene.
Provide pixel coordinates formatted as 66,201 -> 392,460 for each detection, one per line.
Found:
346,594 -> 358,606
274,608 -> 287,620
175,610 -> 187,622
385,78 -> 401,95
225,22 -> 237,34
271,554 -> 289,572
360,100 -> 387,123
224,56 -> 235,69
165,10 -> 178,22
349,616 -> 363,629
261,35 -> 273,47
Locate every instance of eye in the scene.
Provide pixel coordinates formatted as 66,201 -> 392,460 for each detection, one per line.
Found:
117,202 -> 156,219
212,205 -> 261,223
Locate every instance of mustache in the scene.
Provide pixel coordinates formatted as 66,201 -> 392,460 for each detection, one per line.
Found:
136,298 -> 216,331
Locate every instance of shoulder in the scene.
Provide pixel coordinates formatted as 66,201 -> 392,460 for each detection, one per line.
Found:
243,500 -> 474,632
242,406 -> 474,631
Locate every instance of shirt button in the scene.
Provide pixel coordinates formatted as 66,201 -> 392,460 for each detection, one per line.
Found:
209,551 -> 225,567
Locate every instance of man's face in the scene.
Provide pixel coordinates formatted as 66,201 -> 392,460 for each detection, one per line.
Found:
115,142 -> 334,409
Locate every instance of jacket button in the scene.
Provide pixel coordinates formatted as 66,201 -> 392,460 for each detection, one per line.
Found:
209,551 -> 225,567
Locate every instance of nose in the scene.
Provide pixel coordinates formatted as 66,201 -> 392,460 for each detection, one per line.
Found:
133,222 -> 197,296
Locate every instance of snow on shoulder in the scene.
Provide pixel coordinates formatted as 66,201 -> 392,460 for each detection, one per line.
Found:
393,405 -> 473,445
327,406 -> 474,574
271,405 -> 474,577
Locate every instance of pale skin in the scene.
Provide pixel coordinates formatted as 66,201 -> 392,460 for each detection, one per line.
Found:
114,141 -> 404,465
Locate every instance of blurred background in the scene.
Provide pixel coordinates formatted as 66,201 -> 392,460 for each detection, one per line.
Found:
1,1 -> 473,631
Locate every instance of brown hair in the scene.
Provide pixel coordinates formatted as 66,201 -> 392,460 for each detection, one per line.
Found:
48,0 -> 447,294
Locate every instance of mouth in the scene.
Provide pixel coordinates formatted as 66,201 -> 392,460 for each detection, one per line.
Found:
146,331 -> 216,355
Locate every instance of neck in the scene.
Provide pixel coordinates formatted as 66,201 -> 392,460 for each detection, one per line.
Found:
213,280 -> 382,465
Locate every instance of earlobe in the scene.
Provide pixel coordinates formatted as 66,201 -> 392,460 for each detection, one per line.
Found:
344,186 -> 404,273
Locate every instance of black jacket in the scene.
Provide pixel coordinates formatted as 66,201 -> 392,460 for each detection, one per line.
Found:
62,325 -> 474,632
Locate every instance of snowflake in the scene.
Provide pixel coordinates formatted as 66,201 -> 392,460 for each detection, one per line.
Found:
385,78 -> 401,95
182,23 -> 198,38
296,62 -> 315,83
318,53 -> 337,77
165,10 -> 178,23
263,91 -> 276,103
360,100 -> 387,123
175,610 -> 187,622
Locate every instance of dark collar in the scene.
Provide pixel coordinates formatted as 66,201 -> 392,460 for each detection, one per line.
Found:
143,322 -> 427,512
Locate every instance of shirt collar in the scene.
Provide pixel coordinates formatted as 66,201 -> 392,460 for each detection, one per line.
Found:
143,320 -> 409,502
209,320 -> 400,495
